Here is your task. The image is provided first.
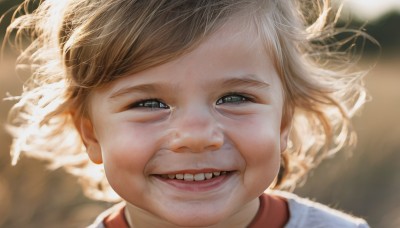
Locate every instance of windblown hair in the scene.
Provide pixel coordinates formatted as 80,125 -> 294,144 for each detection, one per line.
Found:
5,0 -> 368,201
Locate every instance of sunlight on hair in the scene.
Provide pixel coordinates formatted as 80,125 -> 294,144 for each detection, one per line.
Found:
5,0 -> 372,201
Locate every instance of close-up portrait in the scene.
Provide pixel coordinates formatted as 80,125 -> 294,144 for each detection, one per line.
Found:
1,0 -> 399,227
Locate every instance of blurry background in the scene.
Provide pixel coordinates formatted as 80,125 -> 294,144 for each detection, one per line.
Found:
0,0 -> 399,227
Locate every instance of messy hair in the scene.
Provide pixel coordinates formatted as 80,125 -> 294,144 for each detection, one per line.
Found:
4,0 -> 368,201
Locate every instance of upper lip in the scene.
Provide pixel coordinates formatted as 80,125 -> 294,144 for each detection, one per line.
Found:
153,168 -> 234,175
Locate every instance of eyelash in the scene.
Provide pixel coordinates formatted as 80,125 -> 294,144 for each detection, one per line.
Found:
128,93 -> 252,110
216,93 -> 252,105
129,99 -> 169,109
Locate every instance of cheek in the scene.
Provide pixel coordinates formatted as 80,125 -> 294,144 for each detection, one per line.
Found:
229,113 -> 282,158
250,137 -> 280,193
102,126 -> 151,163
244,125 -> 281,181
226,114 -> 282,190
97,123 -> 160,194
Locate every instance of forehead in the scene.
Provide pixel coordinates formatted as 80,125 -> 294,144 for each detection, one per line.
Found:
99,19 -> 279,92
192,19 -> 262,58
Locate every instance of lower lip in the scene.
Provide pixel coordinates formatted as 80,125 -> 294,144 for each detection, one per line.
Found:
153,172 -> 234,192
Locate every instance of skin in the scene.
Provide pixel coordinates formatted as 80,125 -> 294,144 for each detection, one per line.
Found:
77,20 -> 291,228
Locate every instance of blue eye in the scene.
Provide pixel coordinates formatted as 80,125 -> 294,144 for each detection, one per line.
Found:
216,94 -> 249,105
130,99 -> 169,109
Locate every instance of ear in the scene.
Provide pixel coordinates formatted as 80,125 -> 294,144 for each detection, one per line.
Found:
74,115 -> 103,164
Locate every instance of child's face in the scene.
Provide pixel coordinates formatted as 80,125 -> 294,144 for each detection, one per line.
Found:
80,21 -> 290,226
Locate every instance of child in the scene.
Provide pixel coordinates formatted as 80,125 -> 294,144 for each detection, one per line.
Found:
5,0 -> 371,227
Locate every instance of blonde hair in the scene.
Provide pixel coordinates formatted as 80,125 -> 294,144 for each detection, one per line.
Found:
5,0 -> 369,201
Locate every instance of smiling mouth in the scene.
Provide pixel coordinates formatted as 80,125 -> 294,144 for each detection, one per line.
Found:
155,171 -> 233,182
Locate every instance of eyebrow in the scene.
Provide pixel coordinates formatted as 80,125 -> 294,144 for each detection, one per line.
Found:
109,84 -> 160,100
219,75 -> 270,89
108,74 -> 270,100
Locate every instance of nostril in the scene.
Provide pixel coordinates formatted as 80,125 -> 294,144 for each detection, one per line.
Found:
205,134 -> 224,151
168,129 -> 224,153
167,111 -> 224,153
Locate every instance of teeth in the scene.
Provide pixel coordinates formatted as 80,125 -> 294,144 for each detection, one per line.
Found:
205,173 -> 213,180
194,173 -> 205,181
184,173 -> 194,181
160,171 -> 229,181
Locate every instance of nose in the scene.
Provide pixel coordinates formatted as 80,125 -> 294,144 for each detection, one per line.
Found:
168,107 -> 224,153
